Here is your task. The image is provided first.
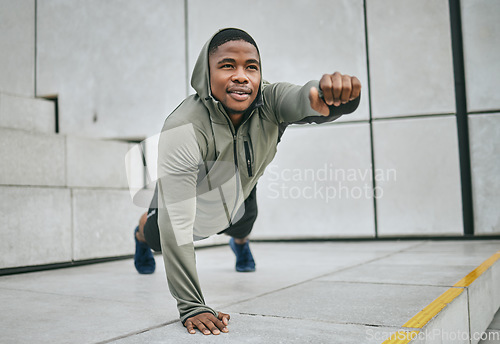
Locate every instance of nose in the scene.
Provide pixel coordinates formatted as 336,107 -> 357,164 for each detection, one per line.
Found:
231,67 -> 249,84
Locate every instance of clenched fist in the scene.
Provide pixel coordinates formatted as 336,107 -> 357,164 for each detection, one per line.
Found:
309,72 -> 361,116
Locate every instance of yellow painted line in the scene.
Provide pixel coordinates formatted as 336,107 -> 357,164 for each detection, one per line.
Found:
398,250 -> 500,331
402,287 -> 463,328
380,250 -> 500,343
454,251 -> 500,287
382,331 -> 420,344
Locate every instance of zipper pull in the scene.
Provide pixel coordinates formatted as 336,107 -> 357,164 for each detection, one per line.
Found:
246,158 -> 253,177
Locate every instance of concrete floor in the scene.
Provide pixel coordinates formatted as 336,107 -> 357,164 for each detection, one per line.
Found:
1,240 -> 499,344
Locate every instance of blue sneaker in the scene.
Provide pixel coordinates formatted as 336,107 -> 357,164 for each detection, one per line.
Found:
134,226 -> 156,274
229,238 -> 256,272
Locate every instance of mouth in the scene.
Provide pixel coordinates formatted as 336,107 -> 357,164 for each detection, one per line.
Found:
227,87 -> 252,101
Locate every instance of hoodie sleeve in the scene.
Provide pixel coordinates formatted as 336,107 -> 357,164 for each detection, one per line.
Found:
263,80 -> 360,124
157,122 -> 217,324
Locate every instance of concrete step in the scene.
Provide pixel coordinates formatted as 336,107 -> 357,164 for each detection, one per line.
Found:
66,135 -> 130,189
0,185 -> 72,269
0,127 -> 134,189
71,188 -> 144,261
0,185 -> 144,269
0,127 -> 66,187
0,128 -> 145,269
0,93 -> 55,134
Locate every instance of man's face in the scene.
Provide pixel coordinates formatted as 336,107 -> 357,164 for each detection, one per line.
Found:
209,40 -> 261,116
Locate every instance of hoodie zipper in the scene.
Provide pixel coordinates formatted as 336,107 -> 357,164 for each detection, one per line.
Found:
215,101 -> 256,224
220,109 -> 239,227
244,141 -> 253,177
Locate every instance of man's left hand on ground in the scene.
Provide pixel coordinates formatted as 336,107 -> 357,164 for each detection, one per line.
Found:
309,72 -> 361,116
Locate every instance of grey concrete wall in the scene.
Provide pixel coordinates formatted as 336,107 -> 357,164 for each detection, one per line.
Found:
0,0 -> 35,97
373,116 -> 463,236
469,114 -> 500,235
36,0 -> 187,139
362,0 -> 476,238
366,0 -> 456,118
253,122 -> 375,239
461,0 -> 500,236
0,0 -> 499,269
461,0 -> 500,113
0,93 -> 145,268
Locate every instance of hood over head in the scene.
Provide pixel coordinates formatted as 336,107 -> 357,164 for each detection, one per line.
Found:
191,28 -> 263,110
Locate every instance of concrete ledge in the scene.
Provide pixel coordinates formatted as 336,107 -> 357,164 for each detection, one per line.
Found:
0,93 -> 55,133
66,136 -> 130,189
467,262 -> 500,344
404,289 -> 469,344
0,186 -> 72,269
0,128 -> 66,186
382,251 -> 500,344
72,188 -> 145,261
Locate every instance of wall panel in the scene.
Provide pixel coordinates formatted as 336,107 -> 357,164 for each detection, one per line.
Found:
469,113 -> 500,235
0,0 -> 35,97
367,0 -> 456,118
373,116 -> 463,236
253,122 -> 375,239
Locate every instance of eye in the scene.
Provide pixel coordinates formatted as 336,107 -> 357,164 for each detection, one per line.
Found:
247,65 -> 259,71
221,64 -> 234,69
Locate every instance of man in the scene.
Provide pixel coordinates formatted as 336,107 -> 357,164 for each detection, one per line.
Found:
134,28 -> 361,335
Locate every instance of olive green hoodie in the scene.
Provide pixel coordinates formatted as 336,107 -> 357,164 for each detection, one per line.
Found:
157,29 -> 360,323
